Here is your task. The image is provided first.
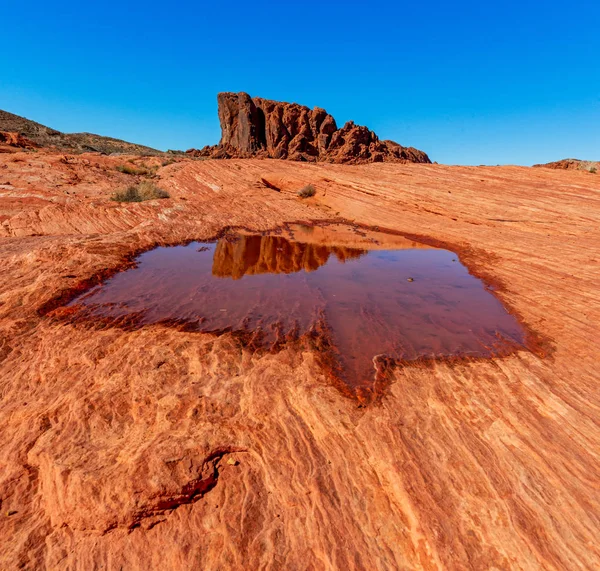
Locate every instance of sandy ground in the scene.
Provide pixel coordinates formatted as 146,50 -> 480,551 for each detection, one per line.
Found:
0,151 -> 599,569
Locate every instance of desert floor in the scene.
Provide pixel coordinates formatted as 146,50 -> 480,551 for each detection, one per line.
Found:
1,151 -> 599,569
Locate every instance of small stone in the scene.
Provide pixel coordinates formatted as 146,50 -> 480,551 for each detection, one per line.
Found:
407,277 -> 414,282
7,510 -> 17,516
226,458 -> 238,466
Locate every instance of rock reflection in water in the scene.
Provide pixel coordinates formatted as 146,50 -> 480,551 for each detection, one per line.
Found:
212,235 -> 367,279
67,226 -> 527,391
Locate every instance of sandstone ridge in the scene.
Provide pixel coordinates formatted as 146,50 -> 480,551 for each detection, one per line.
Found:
188,92 -> 431,164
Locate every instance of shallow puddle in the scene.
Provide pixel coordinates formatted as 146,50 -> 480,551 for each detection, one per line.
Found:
67,224 -> 526,391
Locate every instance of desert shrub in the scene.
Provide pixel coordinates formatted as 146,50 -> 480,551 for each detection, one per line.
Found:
115,163 -> 150,176
111,180 -> 169,202
577,161 -> 599,173
297,184 -> 316,198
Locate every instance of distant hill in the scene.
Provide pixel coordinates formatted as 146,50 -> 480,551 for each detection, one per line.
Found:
0,109 -> 163,155
533,158 -> 598,173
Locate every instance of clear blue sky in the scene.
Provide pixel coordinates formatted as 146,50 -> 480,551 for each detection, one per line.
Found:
2,1 -> 598,165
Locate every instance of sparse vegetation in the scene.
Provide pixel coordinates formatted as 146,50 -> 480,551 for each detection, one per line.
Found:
115,163 -> 150,176
116,161 -> 161,176
111,180 -> 169,202
0,109 -> 163,154
297,184 -> 316,198
576,161 -> 600,173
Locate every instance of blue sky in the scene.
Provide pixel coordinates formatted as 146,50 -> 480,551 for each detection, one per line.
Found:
1,0 -> 598,165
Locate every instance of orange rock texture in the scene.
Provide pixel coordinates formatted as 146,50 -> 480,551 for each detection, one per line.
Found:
0,131 -> 39,152
0,148 -> 599,569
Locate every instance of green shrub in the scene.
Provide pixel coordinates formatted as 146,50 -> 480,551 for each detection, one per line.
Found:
590,166 -> 597,174
297,184 -> 316,198
111,180 -> 169,202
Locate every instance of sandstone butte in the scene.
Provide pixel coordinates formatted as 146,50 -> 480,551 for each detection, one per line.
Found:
186,92 -> 431,164
0,113 -> 599,570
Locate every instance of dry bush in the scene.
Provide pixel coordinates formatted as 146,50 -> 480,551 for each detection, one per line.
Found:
111,180 -> 169,202
297,184 -> 316,198
576,161 -> 599,174
115,163 -> 151,176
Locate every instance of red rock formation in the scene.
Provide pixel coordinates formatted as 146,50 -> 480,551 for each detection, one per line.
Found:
0,131 -> 39,151
533,159 -> 580,170
187,92 -> 431,164
533,158 -> 598,172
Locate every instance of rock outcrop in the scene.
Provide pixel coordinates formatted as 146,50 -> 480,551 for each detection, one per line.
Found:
533,158 -> 598,172
188,92 -> 431,164
0,131 -> 39,152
